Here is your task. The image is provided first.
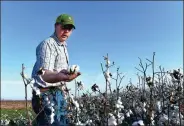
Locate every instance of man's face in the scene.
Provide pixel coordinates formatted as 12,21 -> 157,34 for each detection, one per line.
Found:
55,24 -> 74,42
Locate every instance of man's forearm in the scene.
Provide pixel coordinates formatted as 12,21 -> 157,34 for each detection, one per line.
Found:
41,70 -> 68,83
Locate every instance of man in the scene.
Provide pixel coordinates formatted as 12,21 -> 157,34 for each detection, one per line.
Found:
31,14 -> 81,126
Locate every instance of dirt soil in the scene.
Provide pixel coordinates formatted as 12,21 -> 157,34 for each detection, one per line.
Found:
1,100 -> 32,109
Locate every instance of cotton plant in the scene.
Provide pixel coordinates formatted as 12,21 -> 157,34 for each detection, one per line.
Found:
67,89 -> 87,125
156,100 -> 162,113
103,55 -> 114,83
77,81 -> 84,90
113,97 -> 125,125
1,119 -> 10,126
20,71 -> 41,96
17,53 -> 184,126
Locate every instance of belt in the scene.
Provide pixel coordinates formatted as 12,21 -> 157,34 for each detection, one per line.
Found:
39,86 -> 58,92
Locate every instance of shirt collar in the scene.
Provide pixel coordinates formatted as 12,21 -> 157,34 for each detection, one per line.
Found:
51,32 -> 67,46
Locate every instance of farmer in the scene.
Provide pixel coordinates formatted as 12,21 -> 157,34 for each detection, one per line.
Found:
31,14 -> 81,126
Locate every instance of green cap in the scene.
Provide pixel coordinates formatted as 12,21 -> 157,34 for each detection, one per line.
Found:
55,14 -> 75,29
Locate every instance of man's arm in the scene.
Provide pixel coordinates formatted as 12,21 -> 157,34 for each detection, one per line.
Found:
41,69 -> 81,83
35,41 -> 80,84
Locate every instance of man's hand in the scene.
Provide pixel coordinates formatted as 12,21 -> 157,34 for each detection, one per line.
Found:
66,72 -> 81,82
59,70 -> 81,82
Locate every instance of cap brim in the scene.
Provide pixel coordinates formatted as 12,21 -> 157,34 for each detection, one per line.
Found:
63,23 -> 75,29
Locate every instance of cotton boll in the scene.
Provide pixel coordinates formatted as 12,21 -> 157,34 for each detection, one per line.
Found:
50,112 -> 55,124
23,74 -> 28,78
132,120 -> 144,126
80,103 -> 83,107
105,71 -> 111,82
117,97 -> 122,105
85,119 -> 93,125
107,60 -> 110,65
116,103 -> 120,109
159,114 -> 168,123
76,121 -> 83,125
126,112 -> 130,117
4,119 -> 10,125
68,65 -> 80,74
73,101 -> 79,109
143,102 -> 146,107
132,121 -> 138,126
108,113 -> 117,126
129,109 -> 133,115
156,101 -> 162,113
137,120 -> 144,126
117,113 -> 124,124
143,108 -> 147,113
107,77 -> 111,82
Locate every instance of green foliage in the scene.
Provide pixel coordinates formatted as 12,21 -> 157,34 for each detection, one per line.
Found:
1,109 -> 37,126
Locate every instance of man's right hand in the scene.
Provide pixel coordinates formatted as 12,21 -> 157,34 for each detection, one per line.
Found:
59,70 -> 81,82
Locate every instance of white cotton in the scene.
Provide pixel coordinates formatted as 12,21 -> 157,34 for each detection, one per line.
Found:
132,121 -> 138,126
126,112 -> 130,117
69,93 -> 79,110
137,120 -> 144,126
23,73 -> 28,78
47,101 -> 51,105
76,121 -> 83,125
69,65 -> 80,73
115,104 -> 120,109
73,101 -> 79,108
143,108 -> 147,113
117,97 -> 122,105
159,114 -> 168,123
4,119 -> 10,125
116,103 -> 124,109
143,102 -> 146,107
156,101 -> 162,112
107,77 -> 111,82
108,114 -> 117,126
117,113 -> 124,123
80,104 -> 83,107
107,60 -> 110,65
49,106 -> 55,124
105,71 -> 111,81
129,109 -> 133,115
84,119 -> 93,125
132,120 -> 144,126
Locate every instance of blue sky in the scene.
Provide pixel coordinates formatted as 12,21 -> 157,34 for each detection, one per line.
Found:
1,1 -> 183,100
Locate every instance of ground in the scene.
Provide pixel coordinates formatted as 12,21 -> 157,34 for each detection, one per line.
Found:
1,100 -> 32,109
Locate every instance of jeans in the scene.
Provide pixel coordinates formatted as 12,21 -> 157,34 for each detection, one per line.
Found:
32,88 -> 69,126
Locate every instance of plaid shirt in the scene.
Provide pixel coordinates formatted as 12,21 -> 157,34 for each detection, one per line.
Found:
31,33 -> 72,125
32,33 -> 69,88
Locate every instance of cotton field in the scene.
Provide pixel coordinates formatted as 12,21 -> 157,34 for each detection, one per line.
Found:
1,52 -> 183,126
